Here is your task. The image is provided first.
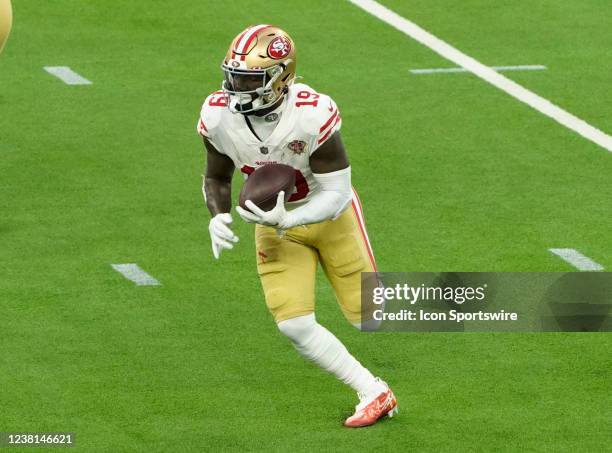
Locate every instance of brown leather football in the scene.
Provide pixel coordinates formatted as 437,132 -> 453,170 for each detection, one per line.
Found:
239,164 -> 296,212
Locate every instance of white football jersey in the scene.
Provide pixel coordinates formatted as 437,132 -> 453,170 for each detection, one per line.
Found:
196,83 -> 342,206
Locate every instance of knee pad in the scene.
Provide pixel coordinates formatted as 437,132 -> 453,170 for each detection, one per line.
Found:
323,234 -> 367,278
277,313 -> 317,346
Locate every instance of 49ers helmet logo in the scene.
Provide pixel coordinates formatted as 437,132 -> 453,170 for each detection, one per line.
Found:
267,36 -> 291,59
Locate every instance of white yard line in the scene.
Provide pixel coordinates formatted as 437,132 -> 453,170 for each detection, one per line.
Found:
111,263 -> 161,286
43,66 -> 92,85
549,249 -> 604,271
410,65 -> 547,74
348,0 -> 612,153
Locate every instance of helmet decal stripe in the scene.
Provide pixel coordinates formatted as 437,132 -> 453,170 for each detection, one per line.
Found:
237,24 -> 269,51
234,25 -> 257,52
232,27 -> 251,58
238,24 -> 272,61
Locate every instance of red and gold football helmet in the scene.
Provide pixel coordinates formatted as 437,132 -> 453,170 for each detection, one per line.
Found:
0,0 -> 12,53
221,25 -> 296,114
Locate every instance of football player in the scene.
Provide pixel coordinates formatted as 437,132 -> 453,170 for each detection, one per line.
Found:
197,25 -> 397,427
0,0 -> 11,53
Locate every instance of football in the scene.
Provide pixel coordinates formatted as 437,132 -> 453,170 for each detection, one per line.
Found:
239,163 -> 296,212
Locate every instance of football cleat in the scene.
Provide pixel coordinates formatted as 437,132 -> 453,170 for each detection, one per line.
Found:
344,381 -> 398,428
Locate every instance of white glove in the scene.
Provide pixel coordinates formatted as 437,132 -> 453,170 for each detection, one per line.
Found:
235,191 -> 292,229
209,213 -> 239,259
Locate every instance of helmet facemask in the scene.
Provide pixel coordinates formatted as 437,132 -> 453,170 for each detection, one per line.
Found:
221,63 -> 288,114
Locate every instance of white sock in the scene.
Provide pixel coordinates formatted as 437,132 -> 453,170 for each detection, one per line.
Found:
277,314 -> 383,396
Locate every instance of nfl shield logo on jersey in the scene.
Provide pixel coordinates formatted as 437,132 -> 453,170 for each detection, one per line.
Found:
287,140 -> 307,155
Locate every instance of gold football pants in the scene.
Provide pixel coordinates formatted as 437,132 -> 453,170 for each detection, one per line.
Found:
0,0 -> 12,53
255,192 -> 377,324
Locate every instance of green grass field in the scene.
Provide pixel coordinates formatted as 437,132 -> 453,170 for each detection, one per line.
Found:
1,1 -> 610,451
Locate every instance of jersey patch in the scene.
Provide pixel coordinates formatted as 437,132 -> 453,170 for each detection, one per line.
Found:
287,140 -> 308,155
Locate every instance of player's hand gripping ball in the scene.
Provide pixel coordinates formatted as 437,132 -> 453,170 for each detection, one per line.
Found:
236,163 -> 295,228
238,163 -> 295,211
